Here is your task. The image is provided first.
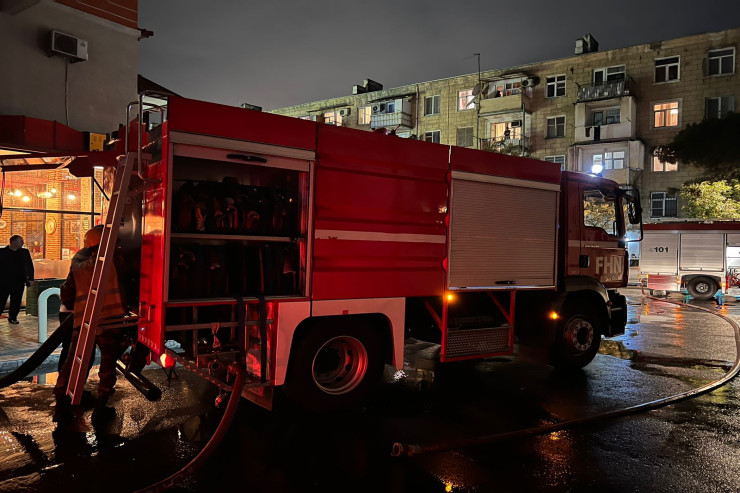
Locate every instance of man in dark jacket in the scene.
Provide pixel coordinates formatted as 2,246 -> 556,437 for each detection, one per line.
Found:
0,235 -> 34,324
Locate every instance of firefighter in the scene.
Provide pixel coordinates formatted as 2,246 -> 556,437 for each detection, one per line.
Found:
53,225 -> 128,426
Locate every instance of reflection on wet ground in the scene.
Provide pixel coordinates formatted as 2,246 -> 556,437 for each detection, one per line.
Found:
2,289 -> 740,492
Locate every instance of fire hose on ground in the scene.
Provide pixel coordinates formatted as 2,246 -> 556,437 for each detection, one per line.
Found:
135,363 -> 245,493
0,317 -> 73,389
392,294 -> 740,457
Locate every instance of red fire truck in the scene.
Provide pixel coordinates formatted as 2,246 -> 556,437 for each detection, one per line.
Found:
639,221 -> 740,300
1,95 -> 643,412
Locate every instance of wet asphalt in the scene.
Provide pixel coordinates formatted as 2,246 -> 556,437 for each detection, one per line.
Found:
2,287 -> 740,492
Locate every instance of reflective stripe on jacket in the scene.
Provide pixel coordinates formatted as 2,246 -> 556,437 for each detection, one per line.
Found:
71,247 -> 127,328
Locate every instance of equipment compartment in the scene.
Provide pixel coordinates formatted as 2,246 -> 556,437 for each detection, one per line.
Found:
165,150 -> 309,303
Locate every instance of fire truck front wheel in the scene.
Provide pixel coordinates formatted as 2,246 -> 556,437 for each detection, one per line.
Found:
284,318 -> 384,412
686,277 -> 717,301
551,305 -> 601,370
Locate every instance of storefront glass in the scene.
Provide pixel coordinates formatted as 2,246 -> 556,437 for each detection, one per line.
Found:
0,169 -> 103,279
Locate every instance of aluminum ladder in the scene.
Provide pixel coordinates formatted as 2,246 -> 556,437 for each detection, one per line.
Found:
66,151 -> 136,404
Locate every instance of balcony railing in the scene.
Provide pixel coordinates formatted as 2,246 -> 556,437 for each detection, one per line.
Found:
577,78 -> 631,102
479,93 -> 525,115
370,112 -> 413,129
480,137 -> 528,156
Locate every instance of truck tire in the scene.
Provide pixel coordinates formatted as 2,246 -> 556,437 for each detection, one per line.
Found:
687,277 -> 717,301
283,318 -> 385,412
551,306 -> 601,370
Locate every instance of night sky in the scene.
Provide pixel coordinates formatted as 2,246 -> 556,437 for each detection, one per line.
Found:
138,1 -> 740,111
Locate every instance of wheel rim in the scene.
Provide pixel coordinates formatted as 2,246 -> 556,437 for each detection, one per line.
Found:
564,317 -> 594,353
695,282 -> 710,294
312,336 -> 368,395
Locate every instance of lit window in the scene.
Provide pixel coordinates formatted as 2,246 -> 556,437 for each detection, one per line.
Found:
458,89 -> 475,110
653,101 -> 680,128
545,155 -> 566,170
546,75 -> 566,98
424,95 -> 441,116
546,116 -> 565,138
652,156 -> 678,172
655,56 -> 680,83
491,80 -> 522,97
707,48 -> 735,76
591,151 -> 625,170
423,130 -> 441,143
323,111 -> 343,126
490,122 -> 522,141
456,127 -> 474,147
705,96 -> 735,119
358,106 -> 372,125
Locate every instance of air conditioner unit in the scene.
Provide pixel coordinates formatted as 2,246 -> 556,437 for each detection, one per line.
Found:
49,31 -> 88,62
371,103 -> 387,114
521,77 -> 535,88
510,120 -> 522,128
339,108 -> 351,117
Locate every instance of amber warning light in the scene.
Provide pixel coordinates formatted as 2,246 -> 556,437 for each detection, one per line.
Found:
549,311 -> 560,320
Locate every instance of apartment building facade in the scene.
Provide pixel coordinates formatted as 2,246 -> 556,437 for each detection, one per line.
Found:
270,28 -> 739,222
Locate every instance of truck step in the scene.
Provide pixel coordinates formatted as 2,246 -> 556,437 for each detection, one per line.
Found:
444,325 -> 512,359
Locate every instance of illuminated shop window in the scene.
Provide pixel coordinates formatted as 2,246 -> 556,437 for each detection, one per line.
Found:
0,169 -> 102,277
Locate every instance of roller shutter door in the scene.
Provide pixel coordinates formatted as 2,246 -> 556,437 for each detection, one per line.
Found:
448,177 -> 558,289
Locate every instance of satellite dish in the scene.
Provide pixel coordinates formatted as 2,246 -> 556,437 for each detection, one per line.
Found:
472,82 -> 489,96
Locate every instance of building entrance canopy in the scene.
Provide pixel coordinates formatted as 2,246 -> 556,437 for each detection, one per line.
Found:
0,151 -> 118,177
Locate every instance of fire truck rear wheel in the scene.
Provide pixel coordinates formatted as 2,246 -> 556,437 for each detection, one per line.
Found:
284,318 -> 384,412
551,306 -> 601,370
687,277 -> 717,301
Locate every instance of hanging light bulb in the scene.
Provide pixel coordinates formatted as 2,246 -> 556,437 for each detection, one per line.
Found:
67,193 -> 77,201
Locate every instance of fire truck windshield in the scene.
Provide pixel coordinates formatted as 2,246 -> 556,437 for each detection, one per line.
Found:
583,188 -> 622,238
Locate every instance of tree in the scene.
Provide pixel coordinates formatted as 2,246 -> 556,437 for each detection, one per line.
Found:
680,180 -> 740,219
654,112 -> 740,180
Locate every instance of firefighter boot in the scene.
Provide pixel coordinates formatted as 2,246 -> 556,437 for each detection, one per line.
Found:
53,394 -> 74,425
91,392 -> 116,427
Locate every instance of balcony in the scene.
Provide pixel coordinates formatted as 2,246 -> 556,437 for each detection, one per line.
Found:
370,111 -> 413,129
479,93 -> 525,115
480,136 -> 528,156
577,78 -> 631,102
574,95 -> 636,142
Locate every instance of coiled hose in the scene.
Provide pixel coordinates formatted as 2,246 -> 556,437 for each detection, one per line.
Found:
392,295 -> 740,456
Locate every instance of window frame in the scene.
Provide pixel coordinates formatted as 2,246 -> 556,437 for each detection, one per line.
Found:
705,95 -> 736,119
423,130 -> 441,143
707,47 -> 735,76
546,115 -> 566,139
650,191 -> 678,218
455,126 -> 475,147
652,155 -> 678,173
544,155 -> 566,170
424,95 -> 441,116
593,65 -> 626,84
358,106 -> 372,125
654,56 -> 680,83
653,100 -> 680,128
322,110 -> 343,126
546,75 -> 566,98
458,89 -> 475,111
